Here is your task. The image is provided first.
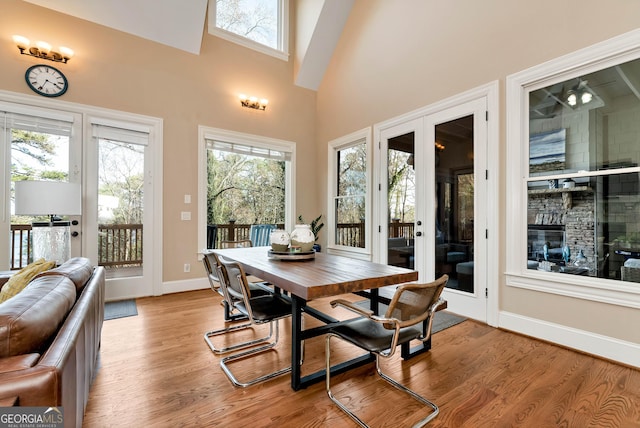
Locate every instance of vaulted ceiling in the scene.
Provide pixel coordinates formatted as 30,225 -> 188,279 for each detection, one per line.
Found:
22,0 -> 353,90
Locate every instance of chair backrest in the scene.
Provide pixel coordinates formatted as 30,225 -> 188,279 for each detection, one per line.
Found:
202,250 -> 220,290
249,224 -> 277,247
385,275 -> 449,329
220,239 -> 253,249
217,259 -> 252,308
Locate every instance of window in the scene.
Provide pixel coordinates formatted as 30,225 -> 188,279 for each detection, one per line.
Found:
506,30 -> 640,307
208,0 -> 289,60
198,126 -> 295,250
327,128 -> 371,256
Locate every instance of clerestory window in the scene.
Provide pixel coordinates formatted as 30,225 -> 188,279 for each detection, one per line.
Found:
208,0 -> 289,60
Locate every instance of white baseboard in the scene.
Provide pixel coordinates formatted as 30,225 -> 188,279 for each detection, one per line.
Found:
162,277 -> 209,295
499,311 -> 640,368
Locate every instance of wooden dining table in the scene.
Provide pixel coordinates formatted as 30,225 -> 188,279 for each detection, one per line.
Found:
212,246 -> 419,390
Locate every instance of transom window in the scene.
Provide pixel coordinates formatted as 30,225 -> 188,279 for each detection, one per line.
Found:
208,0 -> 289,60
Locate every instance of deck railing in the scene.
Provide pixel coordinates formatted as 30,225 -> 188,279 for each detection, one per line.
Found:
9,223 -> 143,270
10,220 -> 416,269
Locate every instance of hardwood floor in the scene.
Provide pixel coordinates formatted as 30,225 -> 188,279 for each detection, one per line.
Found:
83,289 -> 640,427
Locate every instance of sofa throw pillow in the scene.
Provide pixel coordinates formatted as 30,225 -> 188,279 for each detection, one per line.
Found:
0,259 -> 56,303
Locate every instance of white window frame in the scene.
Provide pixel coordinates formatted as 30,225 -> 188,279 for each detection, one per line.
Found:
326,127 -> 372,259
197,126 -> 296,253
207,0 -> 289,61
505,29 -> 640,309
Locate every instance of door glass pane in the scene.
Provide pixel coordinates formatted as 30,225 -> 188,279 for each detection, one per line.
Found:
435,115 -> 475,292
387,132 -> 415,268
97,139 -> 144,279
9,121 -> 71,269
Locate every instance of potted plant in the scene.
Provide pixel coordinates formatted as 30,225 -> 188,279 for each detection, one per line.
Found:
298,214 -> 324,251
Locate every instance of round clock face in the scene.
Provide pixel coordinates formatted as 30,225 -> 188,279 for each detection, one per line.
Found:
24,64 -> 68,97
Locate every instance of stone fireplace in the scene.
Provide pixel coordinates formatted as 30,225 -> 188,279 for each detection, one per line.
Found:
528,188 -> 595,272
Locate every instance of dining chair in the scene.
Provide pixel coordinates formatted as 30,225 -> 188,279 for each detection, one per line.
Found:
325,275 -> 449,428
249,224 -> 276,247
202,250 -> 273,354
217,258 -> 300,387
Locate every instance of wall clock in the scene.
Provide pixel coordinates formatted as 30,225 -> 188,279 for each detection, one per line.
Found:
24,64 -> 68,97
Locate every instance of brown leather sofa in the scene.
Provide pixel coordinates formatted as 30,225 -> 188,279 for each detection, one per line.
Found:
0,257 -> 105,428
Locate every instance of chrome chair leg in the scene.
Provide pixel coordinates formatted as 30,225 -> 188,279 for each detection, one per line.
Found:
220,320 -> 291,387
325,333 -> 439,428
204,320 -> 276,355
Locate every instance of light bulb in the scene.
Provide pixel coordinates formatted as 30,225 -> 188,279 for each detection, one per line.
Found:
581,91 -> 592,104
59,46 -> 74,59
35,41 -> 51,54
13,35 -> 30,49
567,92 -> 577,107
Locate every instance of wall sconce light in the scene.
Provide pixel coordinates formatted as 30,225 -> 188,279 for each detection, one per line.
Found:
13,35 -> 74,63
239,94 -> 268,111
435,142 -> 445,152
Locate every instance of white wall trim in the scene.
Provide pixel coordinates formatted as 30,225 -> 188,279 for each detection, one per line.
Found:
499,311 -> 640,368
162,278 -> 209,295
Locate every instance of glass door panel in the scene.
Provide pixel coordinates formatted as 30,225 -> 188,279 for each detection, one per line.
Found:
387,132 -> 415,268
4,112 -> 81,270
97,139 -> 144,279
434,115 -> 475,293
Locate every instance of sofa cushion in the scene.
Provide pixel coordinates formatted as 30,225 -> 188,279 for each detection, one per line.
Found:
0,353 -> 40,374
0,259 -> 56,303
0,275 -> 76,358
34,257 -> 94,293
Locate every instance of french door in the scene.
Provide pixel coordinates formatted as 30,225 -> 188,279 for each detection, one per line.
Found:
84,118 -> 156,299
1,105 -> 82,270
426,99 -> 487,322
378,99 -> 488,322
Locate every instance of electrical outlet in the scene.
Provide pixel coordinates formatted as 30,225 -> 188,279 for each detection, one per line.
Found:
181,211 -> 191,221
184,263 -> 190,273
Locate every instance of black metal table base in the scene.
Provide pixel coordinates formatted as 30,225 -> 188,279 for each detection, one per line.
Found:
290,289 -> 432,390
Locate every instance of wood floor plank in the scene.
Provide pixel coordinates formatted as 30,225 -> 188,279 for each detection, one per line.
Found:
83,289 -> 640,427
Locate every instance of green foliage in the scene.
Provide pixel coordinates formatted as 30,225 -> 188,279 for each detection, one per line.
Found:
298,214 -> 324,241
207,150 -> 285,225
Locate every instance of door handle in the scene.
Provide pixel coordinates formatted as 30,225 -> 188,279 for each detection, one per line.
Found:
415,231 -> 423,237
416,221 -> 422,226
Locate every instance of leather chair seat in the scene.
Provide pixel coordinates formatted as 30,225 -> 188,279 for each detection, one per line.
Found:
330,318 -> 422,353
236,294 -> 292,322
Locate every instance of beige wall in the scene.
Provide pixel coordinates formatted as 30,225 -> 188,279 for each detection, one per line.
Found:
1,0 -> 317,282
314,0 -> 640,345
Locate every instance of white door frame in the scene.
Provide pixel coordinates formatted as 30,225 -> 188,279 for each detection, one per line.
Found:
83,112 -> 163,300
373,81 -> 499,326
